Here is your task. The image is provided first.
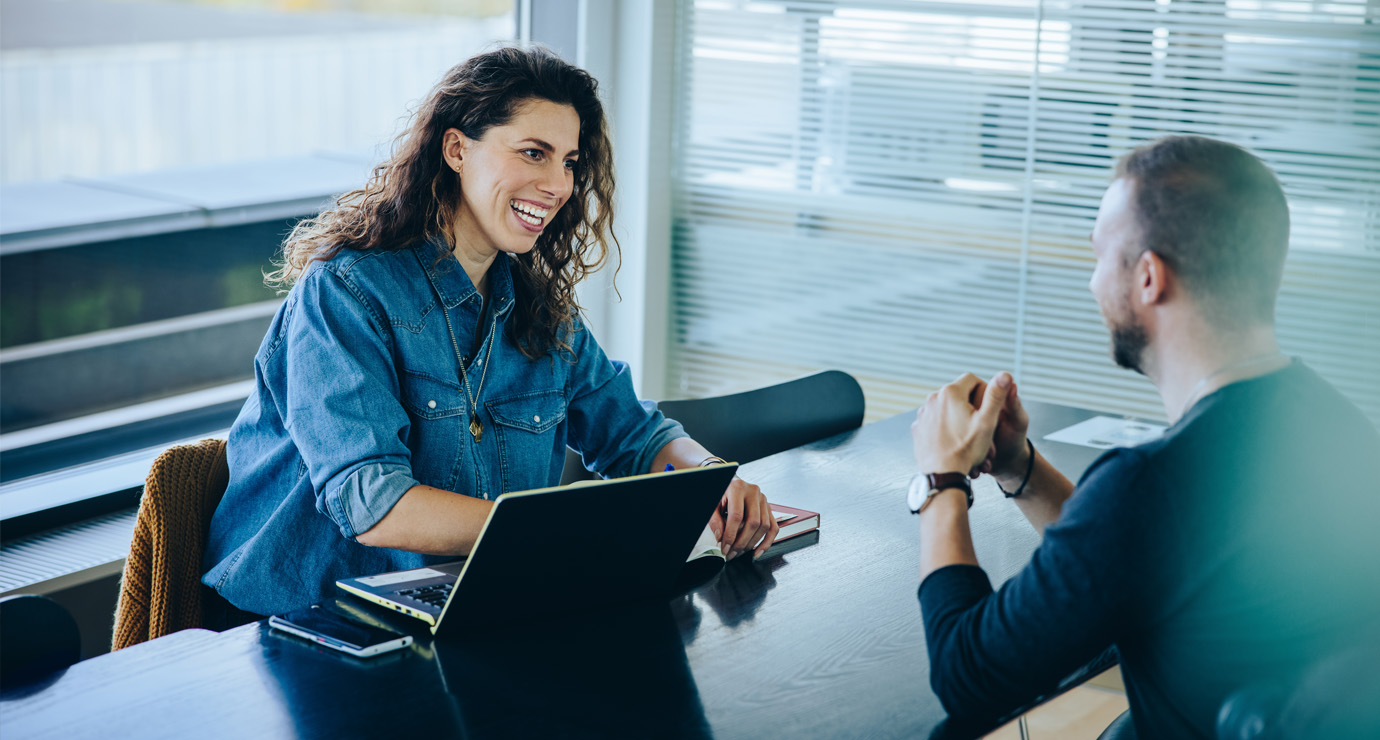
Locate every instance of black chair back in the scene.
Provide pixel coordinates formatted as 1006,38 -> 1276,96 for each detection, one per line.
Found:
563,370 -> 865,484
0,594 -> 81,690
658,370 -> 865,465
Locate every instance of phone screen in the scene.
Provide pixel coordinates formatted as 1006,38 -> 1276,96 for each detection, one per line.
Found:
270,606 -> 413,657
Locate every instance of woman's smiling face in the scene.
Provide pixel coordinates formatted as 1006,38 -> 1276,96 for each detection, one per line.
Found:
447,98 -> 581,259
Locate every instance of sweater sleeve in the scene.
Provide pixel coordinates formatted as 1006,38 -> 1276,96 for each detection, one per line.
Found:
917,447 -> 1169,719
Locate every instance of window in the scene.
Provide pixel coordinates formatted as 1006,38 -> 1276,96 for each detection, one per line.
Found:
667,0 -> 1379,425
0,0 -> 516,516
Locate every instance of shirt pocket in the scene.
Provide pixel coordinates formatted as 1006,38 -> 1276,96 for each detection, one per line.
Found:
487,389 -> 567,493
399,369 -> 467,492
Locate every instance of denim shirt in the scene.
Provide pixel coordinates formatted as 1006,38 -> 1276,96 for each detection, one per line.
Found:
202,238 -> 686,615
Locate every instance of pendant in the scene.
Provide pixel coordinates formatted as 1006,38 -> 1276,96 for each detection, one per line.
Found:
469,416 -> 483,443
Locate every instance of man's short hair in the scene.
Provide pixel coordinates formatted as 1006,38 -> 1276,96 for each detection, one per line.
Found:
1115,135 -> 1290,326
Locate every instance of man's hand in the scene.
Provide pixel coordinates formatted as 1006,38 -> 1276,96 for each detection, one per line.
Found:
970,372 -> 1030,481
708,477 -> 779,560
912,372 -> 1013,476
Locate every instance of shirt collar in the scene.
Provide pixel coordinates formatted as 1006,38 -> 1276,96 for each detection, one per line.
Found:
415,235 -> 516,319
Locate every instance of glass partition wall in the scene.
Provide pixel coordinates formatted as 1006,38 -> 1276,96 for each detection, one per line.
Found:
667,0 -> 1379,425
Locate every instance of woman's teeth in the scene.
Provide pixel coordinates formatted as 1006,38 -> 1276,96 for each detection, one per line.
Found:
510,200 -> 548,226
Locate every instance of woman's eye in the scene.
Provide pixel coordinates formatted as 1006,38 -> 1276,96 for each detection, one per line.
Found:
521,149 -> 543,161
564,159 -> 578,172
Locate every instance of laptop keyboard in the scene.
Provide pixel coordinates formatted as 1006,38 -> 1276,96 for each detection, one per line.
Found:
399,583 -> 452,609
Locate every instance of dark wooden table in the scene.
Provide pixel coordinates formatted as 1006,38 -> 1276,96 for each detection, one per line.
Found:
1,401 -> 1112,739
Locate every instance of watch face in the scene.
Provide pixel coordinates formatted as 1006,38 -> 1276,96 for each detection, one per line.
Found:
907,473 -> 928,513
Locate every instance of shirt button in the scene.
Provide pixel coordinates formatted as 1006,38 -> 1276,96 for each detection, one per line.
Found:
475,359 -> 482,367
427,400 -> 437,409
533,415 -> 541,423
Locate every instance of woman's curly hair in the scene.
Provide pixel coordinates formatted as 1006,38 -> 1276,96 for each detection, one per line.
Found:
268,46 -> 616,359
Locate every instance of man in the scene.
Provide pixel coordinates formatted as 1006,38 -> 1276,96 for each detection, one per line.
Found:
908,136 -> 1380,738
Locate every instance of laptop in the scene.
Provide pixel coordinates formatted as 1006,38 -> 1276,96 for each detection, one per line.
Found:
336,464 -> 737,637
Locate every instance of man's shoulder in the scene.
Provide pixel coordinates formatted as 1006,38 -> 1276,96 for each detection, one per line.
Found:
1074,444 -> 1157,496
1204,362 -> 1378,451
1101,361 -> 1380,510
1067,420 -> 1216,519
1277,363 -> 1378,438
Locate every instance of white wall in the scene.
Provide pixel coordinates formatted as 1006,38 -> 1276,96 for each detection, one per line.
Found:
567,0 -> 677,400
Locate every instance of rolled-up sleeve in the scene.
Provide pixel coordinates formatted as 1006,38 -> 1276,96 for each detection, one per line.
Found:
324,463 -> 418,539
275,268 -> 420,538
563,318 -> 687,478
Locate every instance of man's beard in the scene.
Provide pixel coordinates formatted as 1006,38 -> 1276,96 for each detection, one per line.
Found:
1109,316 -> 1148,375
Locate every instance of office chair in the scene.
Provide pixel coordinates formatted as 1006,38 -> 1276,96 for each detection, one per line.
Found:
561,370 -> 866,483
0,594 -> 82,690
1216,633 -> 1380,740
1096,710 -> 1136,740
112,438 -> 229,650
982,645 -> 1124,740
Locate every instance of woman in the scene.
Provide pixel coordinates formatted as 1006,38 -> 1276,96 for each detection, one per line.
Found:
202,47 -> 777,619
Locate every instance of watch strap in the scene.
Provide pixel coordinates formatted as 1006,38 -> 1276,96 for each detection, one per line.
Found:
910,472 -> 973,514
926,472 -> 969,496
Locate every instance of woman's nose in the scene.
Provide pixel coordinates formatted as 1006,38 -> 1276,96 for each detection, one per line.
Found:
537,162 -> 572,200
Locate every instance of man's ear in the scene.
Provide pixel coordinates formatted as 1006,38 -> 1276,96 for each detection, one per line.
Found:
442,128 -> 467,173
1137,249 -> 1171,306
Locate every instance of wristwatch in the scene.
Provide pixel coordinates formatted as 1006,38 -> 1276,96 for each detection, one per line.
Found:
907,472 -> 974,515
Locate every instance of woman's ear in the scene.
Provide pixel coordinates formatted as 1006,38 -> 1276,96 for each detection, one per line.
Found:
442,128 -> 466,173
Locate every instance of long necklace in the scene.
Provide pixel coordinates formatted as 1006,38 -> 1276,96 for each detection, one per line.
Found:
441,301 -> 497,443
1178,351 -> 1288,419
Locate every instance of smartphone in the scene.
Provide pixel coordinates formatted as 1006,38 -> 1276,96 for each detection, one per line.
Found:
269,605 -> 414,658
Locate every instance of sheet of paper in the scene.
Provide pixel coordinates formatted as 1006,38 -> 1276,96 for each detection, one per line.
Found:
1044,416 -> 1166,449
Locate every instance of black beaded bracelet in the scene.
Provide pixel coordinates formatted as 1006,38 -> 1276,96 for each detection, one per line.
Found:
998,438 -> 1036,499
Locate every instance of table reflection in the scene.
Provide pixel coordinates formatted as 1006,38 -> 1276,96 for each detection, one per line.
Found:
676,530 -> 820,644
436,603 -> 713,739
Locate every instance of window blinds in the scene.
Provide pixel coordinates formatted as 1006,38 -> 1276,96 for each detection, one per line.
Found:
667,0 -> 1379,426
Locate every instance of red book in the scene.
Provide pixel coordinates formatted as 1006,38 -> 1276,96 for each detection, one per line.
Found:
683,503 -> 820,565
771,504 -> 820,543
677,502 -> 821,589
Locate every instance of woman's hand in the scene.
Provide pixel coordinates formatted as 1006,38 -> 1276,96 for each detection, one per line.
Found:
708,477 -> 779,560
649,438 -> 778,559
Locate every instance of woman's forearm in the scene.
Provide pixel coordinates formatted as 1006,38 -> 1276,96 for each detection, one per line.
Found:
355,484 -> 495,555
650,436 -> 718,473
